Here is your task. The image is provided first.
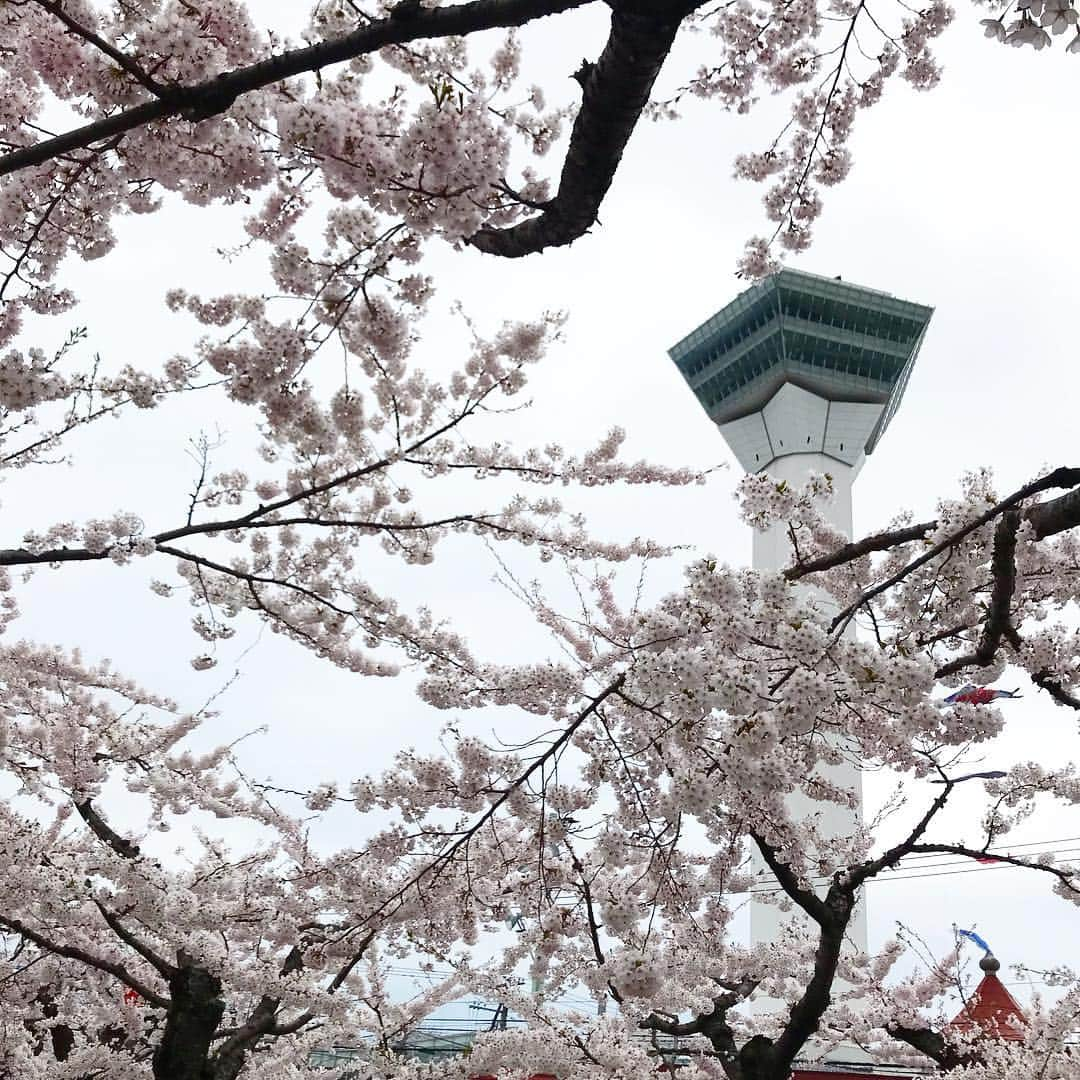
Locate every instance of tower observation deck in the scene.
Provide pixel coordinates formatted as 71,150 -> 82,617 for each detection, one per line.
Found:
668,268 -> 933,475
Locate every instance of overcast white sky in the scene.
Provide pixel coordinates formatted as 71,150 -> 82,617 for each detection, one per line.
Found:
4,2 -> 1080,1018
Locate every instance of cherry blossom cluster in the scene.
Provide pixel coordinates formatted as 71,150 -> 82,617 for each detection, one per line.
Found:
0,329 -> 197,472
706,0 -> 954,275
980,0 -> 1080,51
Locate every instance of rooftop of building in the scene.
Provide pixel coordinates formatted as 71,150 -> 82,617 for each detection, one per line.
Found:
947,953 -> 1027,1043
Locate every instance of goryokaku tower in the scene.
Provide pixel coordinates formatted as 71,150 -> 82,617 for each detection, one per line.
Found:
668,268 -> 933,960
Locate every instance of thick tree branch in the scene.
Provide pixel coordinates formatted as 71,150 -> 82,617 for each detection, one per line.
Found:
92,900 -> 175,979
467,0 -> 698,256
0,914 -> 170,1008
846,778 -> 954,890
0,0 -> 594,178
1030,668 -> 1080,709
762,782 -> 955,1074
934,508 -> 1021,678
769,897 -> 850,1073
1004,625 -> 1080,711
749,830 -> 830,925
784,520 -> 935,582
154,960 -> 226,1080
1026,485 -> 1080,541
787,467 -> 1080,589
211,947 -> 304,1080
886,1023 -> 975,1069
828,467 -> 1080,634
74,798 -> 141,860
640,978 -> 753,1079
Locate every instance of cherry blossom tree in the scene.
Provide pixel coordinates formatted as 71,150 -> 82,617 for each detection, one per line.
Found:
0,0 -> 1076,300
3,2 -> 1080,1078
4,456 -> 1080,1078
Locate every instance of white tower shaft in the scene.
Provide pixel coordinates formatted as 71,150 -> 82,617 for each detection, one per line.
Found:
748,452 -> 867,960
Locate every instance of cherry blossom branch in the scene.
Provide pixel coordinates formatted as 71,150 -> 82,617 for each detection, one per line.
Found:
885,1023 -> 975,1069
639,977 -> 752,1061
211,947 -> 306,1077
0,913 -> 170,1009
0,511 -> 512,567
0,144 -> 119,301
1027,485 -> 1080,540
73,798 -> 141,860
348,676 -> 625,933
29,0 -> 168,97
1030,668 -> 1080,709
0,371 -> 604,570
827,466 -> 1080,634
757,778 -> 956,1073
846,772 -> 955,889
0,0 -> 597,178
91,899 -> 176,978
1001,625 -> 1080,710
325,930 -> 377,995
749,830 -> 830,925
783,519 -> 935,580
765,0 -> 864,253
905,842 -> 1080,896
788,466 -> 1080,588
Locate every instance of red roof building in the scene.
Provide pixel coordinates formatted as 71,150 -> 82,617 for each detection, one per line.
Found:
946,954 -> 1026,1042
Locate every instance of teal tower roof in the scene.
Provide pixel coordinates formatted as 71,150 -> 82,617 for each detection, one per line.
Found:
668,269 -> 933,472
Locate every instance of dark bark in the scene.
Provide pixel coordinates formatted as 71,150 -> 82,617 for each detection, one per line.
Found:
657,835 -> 856,1080
787,466 -> 1080,586
711,788 -> 962,1079
1027,484 -> 1080,540
0,914 -> 169,1008
766,888 -> 853,1077
468,0 -> 698,257
154,962 -> 225,1080
640,976 -> 755,1078
209,947 -> 304,1080
906,842 -> 1080,897
1031,667 -> 1080,708
934,508 -> 1021,678
75,798 -> 141,859
784,520 -> 936,581
886,1023 -> 977,1069
749,831 -> 829,925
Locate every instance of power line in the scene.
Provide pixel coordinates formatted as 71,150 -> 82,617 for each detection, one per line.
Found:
888,835 -> 1080,863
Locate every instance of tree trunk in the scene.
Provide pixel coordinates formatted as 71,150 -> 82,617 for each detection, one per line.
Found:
153,965 -> 224,1080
